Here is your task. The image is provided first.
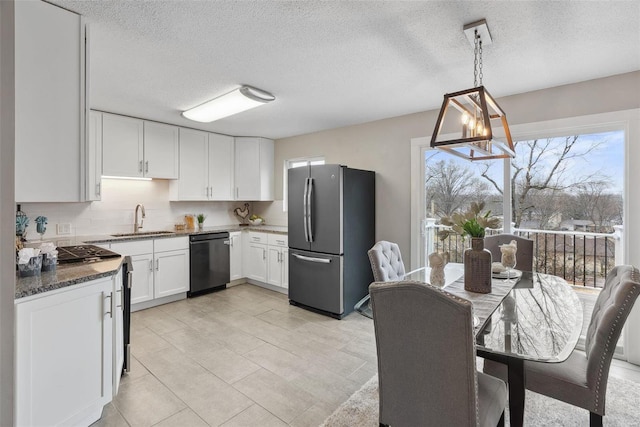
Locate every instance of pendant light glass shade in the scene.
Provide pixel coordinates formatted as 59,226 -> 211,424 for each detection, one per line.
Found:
431,86 -> 514,161
182,85 -> 275,123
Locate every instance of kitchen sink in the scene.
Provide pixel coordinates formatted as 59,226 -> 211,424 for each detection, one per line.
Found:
111,231 -> 175,237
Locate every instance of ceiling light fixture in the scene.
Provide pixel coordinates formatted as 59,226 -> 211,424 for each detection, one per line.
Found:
430,19 -> 515,161
182,85 -> 275,123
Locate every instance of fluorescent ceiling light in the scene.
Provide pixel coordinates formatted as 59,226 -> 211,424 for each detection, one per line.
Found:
182,85 -> 275,123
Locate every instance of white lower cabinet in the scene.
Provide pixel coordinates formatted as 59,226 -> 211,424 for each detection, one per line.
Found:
15,276 -> 114,427
229,231 -> 243,281
267,234 -> 289,289
245,232 -> 268,283
243,231 -> 288,290
109,237 -> 189,309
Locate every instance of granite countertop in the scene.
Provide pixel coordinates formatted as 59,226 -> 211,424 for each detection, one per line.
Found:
16,224 -> 287,300
15,257 -> 123,301
79,224 -> 288,244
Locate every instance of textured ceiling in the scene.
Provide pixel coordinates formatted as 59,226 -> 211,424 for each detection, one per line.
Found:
50,0 -> 640,139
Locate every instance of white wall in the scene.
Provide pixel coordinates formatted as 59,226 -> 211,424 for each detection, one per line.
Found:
0,1 -> 15,424
20,179 -> 248,240
273,71 -> 640,262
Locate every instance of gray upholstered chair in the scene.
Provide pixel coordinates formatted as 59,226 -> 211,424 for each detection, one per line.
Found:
370,280 -> 507,427
484,265 -> 640,427
484,234 -> 534,272
367,240 -> 407,282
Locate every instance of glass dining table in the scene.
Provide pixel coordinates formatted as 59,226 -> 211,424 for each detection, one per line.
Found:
355,264 -> 584,427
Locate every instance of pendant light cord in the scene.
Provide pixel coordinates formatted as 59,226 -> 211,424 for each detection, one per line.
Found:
473,29 -> 483,88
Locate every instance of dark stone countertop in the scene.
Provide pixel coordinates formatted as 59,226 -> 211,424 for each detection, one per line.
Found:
16,225 -> 288,300
15,257 -> 124,301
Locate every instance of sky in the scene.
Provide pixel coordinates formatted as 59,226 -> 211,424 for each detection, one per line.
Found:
426,130 -> 625,195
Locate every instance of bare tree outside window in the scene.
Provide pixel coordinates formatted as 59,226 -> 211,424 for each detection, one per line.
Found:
424,130 -> 624,287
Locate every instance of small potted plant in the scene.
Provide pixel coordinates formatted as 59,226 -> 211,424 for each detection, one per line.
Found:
438,202 -> 500,293
196,214 -> 206,230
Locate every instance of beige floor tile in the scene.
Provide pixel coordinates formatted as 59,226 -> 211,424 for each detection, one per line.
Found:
244,342 -> 307,381
140,346 -> 254,425
232,369 -> 316,423
291,344 -> 367,378
153,408 -> 209,427
293,322 -> 353,349
192,346 -> 261,384
130,328 -> 173,358
90,402 -> 128,427
256,309 -> 311,331
289,401 -> 339,427
161,326 -> 222,355
221,404 -> 288,427
113,374 -> 185,427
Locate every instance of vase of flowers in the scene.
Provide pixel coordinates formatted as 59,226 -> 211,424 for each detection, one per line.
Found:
438,202 -> 500,293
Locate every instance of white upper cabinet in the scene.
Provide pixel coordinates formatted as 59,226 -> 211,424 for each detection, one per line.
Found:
143,121 -> 179,179
102,114 -> 179,179
102,113 -> 144,178
170,131 -> 234,201
209,133 -> 235,200
15,1 -> 87,202
87,111 -> 103,201
171,128 -> 209,200
234,137 -> 274,201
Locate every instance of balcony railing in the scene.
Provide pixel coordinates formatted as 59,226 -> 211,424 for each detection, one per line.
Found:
423,220 -> 622,288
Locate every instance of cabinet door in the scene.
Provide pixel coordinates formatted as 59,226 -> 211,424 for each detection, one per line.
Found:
229,232 -> 243,281
15,277 -> 113,426
246,243 -> 268,282
15,0 -> 84,202
144,121 -> 179,179
87,111 -> 103,201
154,249 -> 189,298
209,134 -> 234,200
129,253 -> 154,304
258,138 -> 275,201
172,128 -> 209,200
266,247 -> 280,286
102,113 -> 144,177
234,137 -> 260,200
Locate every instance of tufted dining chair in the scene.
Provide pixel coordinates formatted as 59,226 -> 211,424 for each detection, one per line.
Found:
484,265 -> 640,427
484,234 -> 534,272
367,241 -> 407,282
370,280 -> 507,427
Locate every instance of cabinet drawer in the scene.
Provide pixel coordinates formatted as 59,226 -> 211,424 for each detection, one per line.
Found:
267,234 -> 288,247
154,236 -> 189,252
110,239 -> 153,256
248,232 -> 267,244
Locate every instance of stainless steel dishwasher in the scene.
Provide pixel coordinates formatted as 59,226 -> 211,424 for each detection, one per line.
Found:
188,232 -> 230,297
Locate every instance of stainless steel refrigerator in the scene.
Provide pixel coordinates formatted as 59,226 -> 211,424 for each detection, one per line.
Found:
288,164 -> 375,318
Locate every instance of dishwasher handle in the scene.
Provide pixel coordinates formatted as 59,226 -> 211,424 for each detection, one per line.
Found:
189,232 -> 230,243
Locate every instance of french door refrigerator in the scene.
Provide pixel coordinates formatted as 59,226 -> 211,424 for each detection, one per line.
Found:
288,164 -> 375,318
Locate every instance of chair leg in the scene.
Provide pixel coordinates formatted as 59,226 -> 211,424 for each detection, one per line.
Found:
497,411 -> 505,427
590,412 -> 603,427
379,424 -> 389,427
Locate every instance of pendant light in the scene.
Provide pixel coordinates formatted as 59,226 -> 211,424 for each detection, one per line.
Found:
430,19 -> 515,161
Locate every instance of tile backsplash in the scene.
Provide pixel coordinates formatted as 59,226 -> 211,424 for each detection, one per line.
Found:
19,179 -> 286,240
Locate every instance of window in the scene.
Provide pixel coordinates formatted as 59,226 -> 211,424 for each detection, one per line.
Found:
282,156 -> 325,211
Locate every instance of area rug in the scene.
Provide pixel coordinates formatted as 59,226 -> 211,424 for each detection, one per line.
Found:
321,374 -> 640,426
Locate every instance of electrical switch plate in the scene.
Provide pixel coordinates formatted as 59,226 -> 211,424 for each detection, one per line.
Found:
57,223 -> 72,235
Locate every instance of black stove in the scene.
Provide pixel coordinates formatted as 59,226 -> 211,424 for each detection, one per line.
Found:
56,245 -> 121,264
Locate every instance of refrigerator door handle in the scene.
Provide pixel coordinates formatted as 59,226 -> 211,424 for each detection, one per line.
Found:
303,178 -> 309,242
307,178 -> 314,242
292,253 -> 331,264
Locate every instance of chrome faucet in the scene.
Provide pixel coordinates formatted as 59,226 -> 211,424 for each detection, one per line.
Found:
134,204 -> 146,233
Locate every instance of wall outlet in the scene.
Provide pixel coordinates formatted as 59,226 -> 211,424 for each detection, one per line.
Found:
56,223 -> 72,235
